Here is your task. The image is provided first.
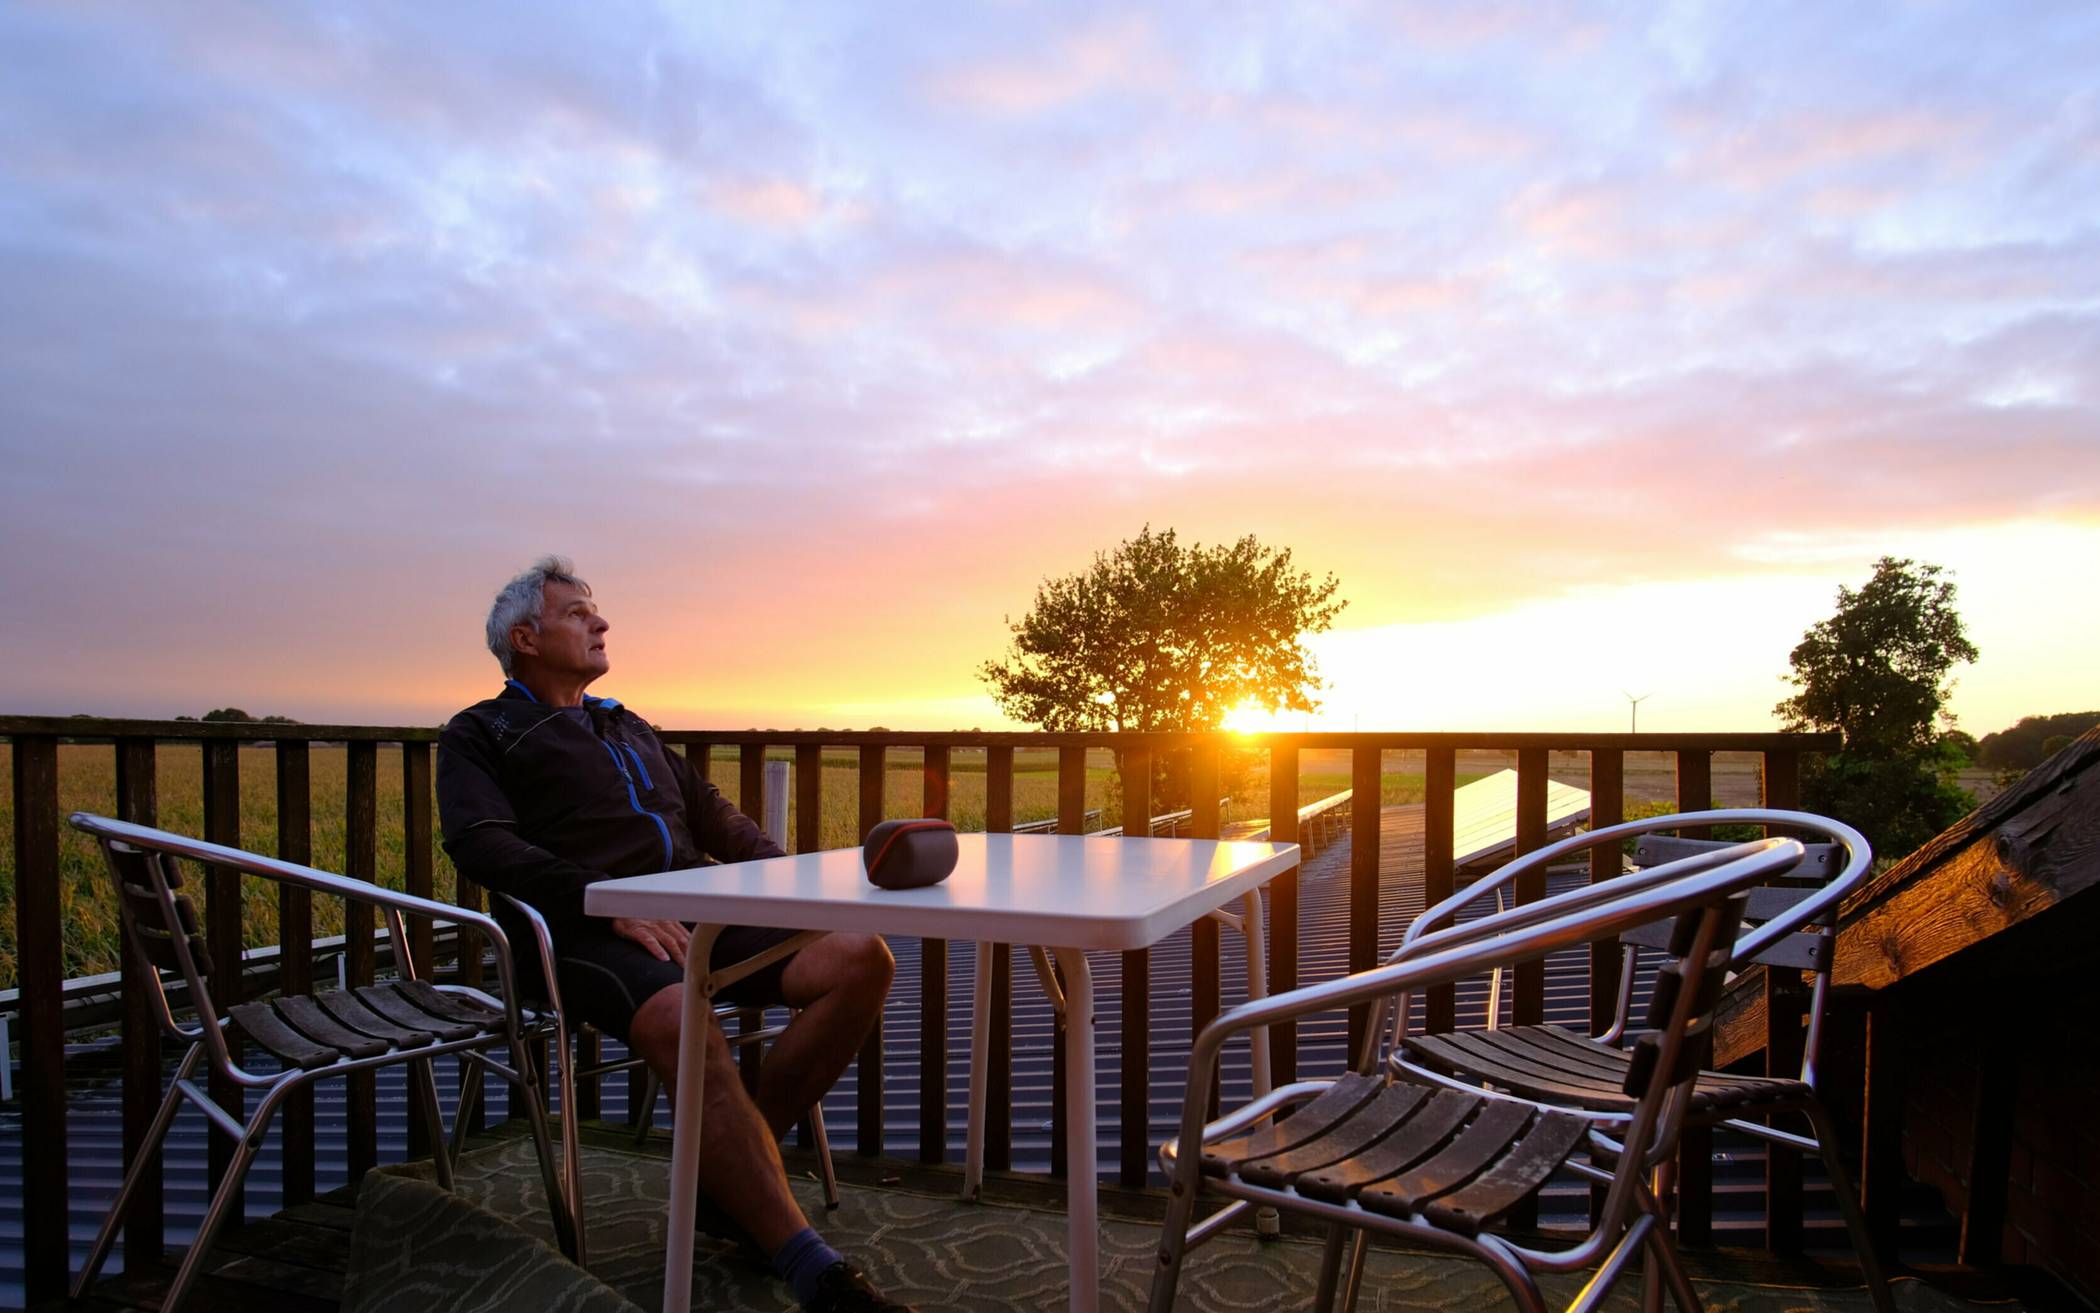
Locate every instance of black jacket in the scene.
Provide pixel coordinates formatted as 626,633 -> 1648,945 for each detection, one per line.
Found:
436,682 -> 783,928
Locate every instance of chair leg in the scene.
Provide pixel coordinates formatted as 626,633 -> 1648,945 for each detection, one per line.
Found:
160,1093 -> 279,1313
510,1034 -> 580,1260
1643,1220 -> 1705,1313
1339,1230 -> 1371,1313
554,1026 -> 588,1268
71,1045 -> 202,1299
1148,1161 -> 1202,1313
1313,1223 -> 1350,1313
1474,1233 -> 1549,1313
632,1066 -> 660,1146
810,1101 -> 841,1211
451,1053 -> 487,1159
410,1057 -> 454,1191
1803,1102 -> 1898,1313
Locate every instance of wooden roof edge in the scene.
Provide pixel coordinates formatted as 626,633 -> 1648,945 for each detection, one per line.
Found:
1845,723 -> 2100,913
1834,724 -> 2100,991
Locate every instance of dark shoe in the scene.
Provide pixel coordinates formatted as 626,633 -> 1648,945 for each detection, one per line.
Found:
692,1197 -> 769,1269
804,1260 -> 917,1313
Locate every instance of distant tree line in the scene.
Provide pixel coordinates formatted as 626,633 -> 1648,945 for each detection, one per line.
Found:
1976,711 -> 2100,770
173,707 -> 301,724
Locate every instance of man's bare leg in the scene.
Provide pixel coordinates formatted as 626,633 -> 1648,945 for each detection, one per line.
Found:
753,933 -> 894,1140
627,983 -> 806,1253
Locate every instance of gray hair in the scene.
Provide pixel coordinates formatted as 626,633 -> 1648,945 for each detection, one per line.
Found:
485,555 -> 591,676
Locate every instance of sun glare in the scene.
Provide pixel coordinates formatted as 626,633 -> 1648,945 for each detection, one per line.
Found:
1222,700 -> 1288,734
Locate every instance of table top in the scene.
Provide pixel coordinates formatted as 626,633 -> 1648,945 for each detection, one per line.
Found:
583,833 -> 1299,951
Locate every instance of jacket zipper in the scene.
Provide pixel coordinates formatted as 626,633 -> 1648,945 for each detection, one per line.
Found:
601,738 -> 673,871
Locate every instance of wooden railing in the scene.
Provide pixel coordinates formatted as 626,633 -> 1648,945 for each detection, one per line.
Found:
2,715 -> 1835,1302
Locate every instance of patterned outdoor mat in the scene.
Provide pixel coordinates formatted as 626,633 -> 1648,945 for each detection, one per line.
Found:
364,1135 -> 1994,1313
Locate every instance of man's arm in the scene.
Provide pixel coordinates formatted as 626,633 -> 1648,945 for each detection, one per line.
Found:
666,745 -> 787,863
436,718 -> 601,922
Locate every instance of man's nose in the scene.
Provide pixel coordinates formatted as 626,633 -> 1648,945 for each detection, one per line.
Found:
593,613 -> 610,633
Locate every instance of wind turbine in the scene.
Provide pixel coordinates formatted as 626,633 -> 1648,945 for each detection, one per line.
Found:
1622,690 -> 1651,734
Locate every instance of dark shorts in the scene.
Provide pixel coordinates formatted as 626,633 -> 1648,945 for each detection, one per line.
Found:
547,922 -> 804,1045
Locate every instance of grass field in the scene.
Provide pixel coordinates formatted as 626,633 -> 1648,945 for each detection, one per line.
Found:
2,743 -> 1457,990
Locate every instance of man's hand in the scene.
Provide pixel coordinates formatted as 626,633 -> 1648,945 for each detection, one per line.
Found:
610,917 -> 692,964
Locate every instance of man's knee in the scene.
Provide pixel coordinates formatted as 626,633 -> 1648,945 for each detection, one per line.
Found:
833,933 -> 894,995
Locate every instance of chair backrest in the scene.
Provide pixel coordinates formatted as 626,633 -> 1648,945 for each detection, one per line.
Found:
94,836 -> 223,1046
1623,834 -> 1841,974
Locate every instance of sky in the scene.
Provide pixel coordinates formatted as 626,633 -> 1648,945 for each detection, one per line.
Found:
2,1 -> 2096,736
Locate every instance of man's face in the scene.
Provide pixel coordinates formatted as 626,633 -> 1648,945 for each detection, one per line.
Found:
515,581 -> 610,683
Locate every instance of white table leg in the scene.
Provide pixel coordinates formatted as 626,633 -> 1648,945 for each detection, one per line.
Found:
661,924 -> 722,1313
1241,888 -> 1271,1101
1237,890 -> 1280,1237
963,940 -> 994,1202
1051,946 -> 1098,1313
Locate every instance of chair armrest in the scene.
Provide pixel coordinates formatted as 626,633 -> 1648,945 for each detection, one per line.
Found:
69,812 -> 532,1030
491,892 -> 566,1020
1169,835 -> 1800,1165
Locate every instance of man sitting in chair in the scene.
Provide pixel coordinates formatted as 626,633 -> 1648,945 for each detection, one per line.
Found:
437,555 -> 910,1313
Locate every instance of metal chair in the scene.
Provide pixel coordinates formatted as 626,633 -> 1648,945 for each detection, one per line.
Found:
1390,809 -> 1894,1313
67,813 -> 571,1313
1152,834 -> 1806,1313
479,892 -> 840,1266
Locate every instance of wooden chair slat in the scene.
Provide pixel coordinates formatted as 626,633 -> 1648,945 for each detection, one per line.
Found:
356,984 -> 478,1043
276,994 -> 389,1059
1239,1082 -> 1433,1188
1199,1072 -> 1383,1177
1408,1032 -> 1631,1110
315,989 -> 435,1048
1424,1109 -> 1592,1235
1356,1099 -> 1536,1217
397,980 -> 502,1026
1294,1087 -> 1467,1202
227,1001 -> 338,1071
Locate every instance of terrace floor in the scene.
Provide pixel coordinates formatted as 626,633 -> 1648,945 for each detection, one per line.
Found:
47,1122 -> 2015,1313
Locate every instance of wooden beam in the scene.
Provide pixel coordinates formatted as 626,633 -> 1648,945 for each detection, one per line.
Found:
12,736 -> 66,1303
276,740 -> 315,1207
1512,747 -> 1548,1027
795,744 -> 822,854
1837,729 -> 2100,990
1266,743 -> 1299,1087
1347,746 -> 1381,1057
1423,747 -> 1456,1034
856,744 -> 886,1156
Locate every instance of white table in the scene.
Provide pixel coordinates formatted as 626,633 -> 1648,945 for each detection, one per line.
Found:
586,832 -> 1299,1313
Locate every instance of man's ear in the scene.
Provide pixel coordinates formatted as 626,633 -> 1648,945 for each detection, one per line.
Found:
509,623 -> 540,660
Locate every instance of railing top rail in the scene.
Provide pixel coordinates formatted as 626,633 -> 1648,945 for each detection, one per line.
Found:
2,714 -> 1841,753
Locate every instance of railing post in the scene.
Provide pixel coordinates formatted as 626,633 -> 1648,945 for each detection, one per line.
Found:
1585,748 -> 1626,1022
202,738 -> 244,1212
345,740 -> 379,1177
1118,744 -> 1152,1188
855,744 -> 886,1156
449,745 -> 487,1136
12,734 -> 66,1303
1423,746 -> 1456,1034
1512,747 -> 1548,1028
795,748 -> 825,855
920,745 -> 950,1163
277,740 -> 316,1205
1674,746 -> 1716,1243
984,745 -> 1014,1170
1346,745 -> 1381,1058
1189,743 -> 1222,1118
1265,743 -> 1299,1088
740,743 -> 766,827
114,736 -> 163,1269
